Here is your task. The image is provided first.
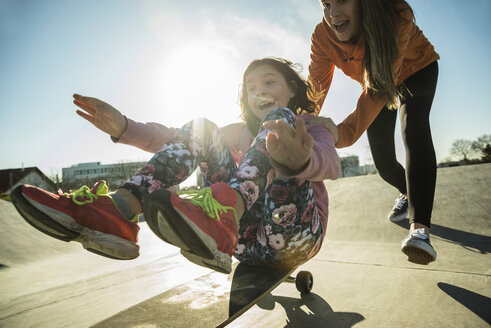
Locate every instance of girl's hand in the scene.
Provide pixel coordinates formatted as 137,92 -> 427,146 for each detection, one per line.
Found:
73,93 -> 127,138
263,118 -> 313,172
308,116 -> 339,144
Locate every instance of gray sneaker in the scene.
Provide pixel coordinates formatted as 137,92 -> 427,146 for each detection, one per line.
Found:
401,228 -> 437,265
388,195 -> 408,222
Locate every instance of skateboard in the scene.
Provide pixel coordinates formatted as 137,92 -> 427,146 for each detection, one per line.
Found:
141,188 -> 314,326
217,262 -> 313,327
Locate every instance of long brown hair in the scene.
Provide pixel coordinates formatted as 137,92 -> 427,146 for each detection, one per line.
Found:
239,57 -> 322,134
360,0 -> 414,109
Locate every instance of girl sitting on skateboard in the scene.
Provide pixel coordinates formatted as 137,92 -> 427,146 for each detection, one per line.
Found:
308,0 -> 439,264
13,57 -> 340,274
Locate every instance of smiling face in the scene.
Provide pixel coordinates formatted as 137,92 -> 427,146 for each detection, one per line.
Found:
321,0 -> 362,43
244,64 -> 295,121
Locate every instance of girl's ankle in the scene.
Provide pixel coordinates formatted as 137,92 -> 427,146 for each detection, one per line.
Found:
233,190 -> 246,219
410,223 -> 430,236
115,188 -> 142,215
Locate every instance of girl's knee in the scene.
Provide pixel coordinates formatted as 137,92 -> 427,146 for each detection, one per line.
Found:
181,117 -> 221,140
190,117 -> 218,130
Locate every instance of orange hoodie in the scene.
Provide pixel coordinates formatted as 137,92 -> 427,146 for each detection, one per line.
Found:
309,3 -> 439,148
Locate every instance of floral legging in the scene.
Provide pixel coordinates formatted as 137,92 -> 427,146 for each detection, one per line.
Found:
122,108 -> 322,268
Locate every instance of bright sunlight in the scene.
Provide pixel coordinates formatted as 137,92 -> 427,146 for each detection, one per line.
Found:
159,41 -> 242,128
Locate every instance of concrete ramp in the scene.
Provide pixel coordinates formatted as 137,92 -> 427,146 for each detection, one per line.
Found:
1,164 -> 490,327
0,198 -> 82,267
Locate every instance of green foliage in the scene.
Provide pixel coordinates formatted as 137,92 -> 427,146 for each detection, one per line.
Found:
471,134 -> 491,163
448,134 -> 491,163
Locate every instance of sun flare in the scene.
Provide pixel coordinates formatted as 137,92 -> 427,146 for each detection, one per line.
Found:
159,41 -> 241,127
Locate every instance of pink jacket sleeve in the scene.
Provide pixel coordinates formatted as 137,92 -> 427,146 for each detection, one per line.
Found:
114,118 -> 249,163
114,117 -> 179,153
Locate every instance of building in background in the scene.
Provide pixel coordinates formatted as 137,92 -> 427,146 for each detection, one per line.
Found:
339,155 -> 377,178
360,163 -> 377,176
340,155 -> 360,177
62,161 -> 147,189
0,167 -> 57,200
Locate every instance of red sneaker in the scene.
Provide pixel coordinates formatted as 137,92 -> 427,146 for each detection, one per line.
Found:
143,182 -> 239,273
11,181 -> 140,260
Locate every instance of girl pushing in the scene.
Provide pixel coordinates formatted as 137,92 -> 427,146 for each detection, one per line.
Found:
309,0 -> 440,264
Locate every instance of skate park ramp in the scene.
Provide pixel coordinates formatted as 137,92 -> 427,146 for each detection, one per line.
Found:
0,163 -> 490,327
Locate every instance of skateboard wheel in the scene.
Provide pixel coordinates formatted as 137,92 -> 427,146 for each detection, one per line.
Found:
295,271 -> 313,293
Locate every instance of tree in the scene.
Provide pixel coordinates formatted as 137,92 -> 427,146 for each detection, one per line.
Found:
482,145 -> 491,162
471,134 -> 491,162
449,139 -> 475,162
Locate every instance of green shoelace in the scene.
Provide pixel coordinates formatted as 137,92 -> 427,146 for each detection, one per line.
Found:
178,187 -> 237,222
70,181 -> 137,222
71,181 -> 109,205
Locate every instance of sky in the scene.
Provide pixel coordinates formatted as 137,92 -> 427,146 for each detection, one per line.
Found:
1,0 -> 490,180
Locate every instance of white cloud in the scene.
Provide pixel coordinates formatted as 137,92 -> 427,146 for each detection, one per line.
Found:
201,14 -> 313,77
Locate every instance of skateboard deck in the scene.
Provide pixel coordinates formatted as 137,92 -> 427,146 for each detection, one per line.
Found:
217,262 -> 313,327
92,261 -> 312,328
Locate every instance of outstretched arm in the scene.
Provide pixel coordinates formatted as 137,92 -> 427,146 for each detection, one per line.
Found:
73,93 -> 179,153
73,94 -> 127,138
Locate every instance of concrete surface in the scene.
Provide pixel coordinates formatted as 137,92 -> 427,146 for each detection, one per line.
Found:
1,163 -> 490,327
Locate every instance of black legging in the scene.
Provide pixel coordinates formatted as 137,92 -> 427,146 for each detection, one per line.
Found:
367,61 -> 438,228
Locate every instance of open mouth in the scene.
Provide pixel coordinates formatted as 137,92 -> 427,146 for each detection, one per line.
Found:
333,20 -> 349,33
253,96 -> 276,111
259,101 -> 276,110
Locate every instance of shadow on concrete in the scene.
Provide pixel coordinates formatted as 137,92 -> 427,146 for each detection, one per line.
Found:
393,221 -> 491,254
438,282 -> 491,324
257,292 -> 364,328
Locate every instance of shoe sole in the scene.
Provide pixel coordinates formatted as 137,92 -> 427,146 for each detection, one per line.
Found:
11,186 -> 139,260
143,189 -> 231,274
402,246 -> 435,265
401,239 -> 436,265
389,210 -> 408,222
180,250 -> 231,274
